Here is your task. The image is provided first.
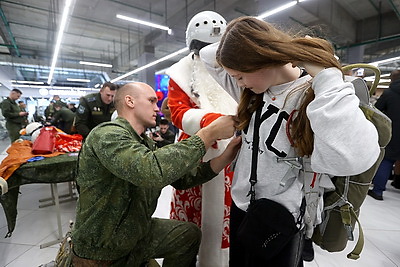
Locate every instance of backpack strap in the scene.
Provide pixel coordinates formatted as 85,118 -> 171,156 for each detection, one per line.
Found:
339,203 -> 354,241
247,103 -> 264,204
345,206 -> 364,260
298,157 -> 335,238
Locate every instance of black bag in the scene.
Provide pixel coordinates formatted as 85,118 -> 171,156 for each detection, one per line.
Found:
237,198 -> 299,261
237,104 -> 302,262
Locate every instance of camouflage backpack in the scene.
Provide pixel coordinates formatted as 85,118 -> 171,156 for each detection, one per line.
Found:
287,64 -> 392,260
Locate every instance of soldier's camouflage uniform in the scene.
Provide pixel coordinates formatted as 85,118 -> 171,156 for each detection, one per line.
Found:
0,97 -> 23,143
72,117 -> 218,266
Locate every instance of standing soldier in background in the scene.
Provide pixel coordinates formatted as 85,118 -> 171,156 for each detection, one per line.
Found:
75,82 -> 117,138
0,89 -> 28,143
18,101 -> 29,128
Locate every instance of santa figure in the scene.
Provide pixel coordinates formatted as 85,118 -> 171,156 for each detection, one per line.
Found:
167,11 -> 238,267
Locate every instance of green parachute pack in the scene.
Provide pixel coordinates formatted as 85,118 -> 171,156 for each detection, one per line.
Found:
312,64 -> 391,259
289,64 -> 392,260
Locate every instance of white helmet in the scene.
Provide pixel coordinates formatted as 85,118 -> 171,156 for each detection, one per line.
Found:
186,11 -> 227,51
24,122 -> 43,142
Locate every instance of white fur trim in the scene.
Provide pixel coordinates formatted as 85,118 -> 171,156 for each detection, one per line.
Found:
181,109 -> 208,135
167,54 -> 237,115
166,54 -> 193,94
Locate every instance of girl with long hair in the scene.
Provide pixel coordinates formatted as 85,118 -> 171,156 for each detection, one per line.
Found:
200,16 -> 380,266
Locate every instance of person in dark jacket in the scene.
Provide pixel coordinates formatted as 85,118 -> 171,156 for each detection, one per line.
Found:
71,82 -> 240,266
51,102 -> 76,134
0,89 -> 28,143
68,103 -> 77,112
152,118 -> 176,147
369,69 -> 400,200
75,82 -> 117,138
44,95 -> 67,121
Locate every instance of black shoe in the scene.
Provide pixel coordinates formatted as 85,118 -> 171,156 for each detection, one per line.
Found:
391,181 -> 400,189
302,238 -> 314,262
368,190 -> 383,201
391,179 -> 400,189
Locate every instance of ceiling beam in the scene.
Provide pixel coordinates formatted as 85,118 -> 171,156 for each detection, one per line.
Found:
386,0 -> 400,20
0,5 -> 20,56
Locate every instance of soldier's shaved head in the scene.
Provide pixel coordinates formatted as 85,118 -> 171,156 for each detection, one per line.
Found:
114,82 -> 153,112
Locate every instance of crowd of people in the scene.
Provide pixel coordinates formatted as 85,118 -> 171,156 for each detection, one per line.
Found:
0,82 -> 122,141
0,10 -> 398,267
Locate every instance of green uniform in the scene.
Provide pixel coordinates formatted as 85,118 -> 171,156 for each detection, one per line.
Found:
51,107 -> 75,134
45,100 -> 67,120
44,103 -> 55,119
1,97 -> 23,142
75,92 -> 115,138
19,106 -> 28,128
72,117 -> 216,266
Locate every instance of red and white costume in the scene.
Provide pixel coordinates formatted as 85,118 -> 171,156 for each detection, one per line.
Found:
167,53 -> 237,267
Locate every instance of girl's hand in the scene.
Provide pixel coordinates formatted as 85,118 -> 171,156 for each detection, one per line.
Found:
293,62 -> 325,77
292,36 -> 327,77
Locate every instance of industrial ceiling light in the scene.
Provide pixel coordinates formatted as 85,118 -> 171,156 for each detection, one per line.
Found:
15,84 -> 95,90
116,14 -> 172,34
47,0 -> 73,84
79,61 -> 113,68
11,80 -> 45,84
257,0 -> 311,19
111,47 -> 188,82
67,78 -> 90,82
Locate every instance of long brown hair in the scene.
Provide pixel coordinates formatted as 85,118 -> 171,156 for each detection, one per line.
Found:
216,17 -> 342,156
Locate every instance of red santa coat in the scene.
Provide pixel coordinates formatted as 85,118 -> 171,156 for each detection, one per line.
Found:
167,53 -> 237,267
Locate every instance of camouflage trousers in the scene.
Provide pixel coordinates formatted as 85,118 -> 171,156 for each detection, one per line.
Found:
5,121 -> 22,143
74,218 -> 201,267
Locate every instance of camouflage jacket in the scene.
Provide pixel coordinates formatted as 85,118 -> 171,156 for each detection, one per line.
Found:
72,117 -> 217,260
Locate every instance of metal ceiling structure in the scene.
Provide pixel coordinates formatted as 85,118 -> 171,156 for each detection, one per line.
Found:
0,0 -> 399,94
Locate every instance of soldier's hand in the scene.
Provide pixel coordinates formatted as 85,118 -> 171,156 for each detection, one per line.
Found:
205,115 -> 238,140
210,135 -> 242,174
196,115 -> 239,149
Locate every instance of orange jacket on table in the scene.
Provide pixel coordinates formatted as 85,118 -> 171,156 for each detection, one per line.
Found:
0,130 -> 83,181
0,140 -> 64,181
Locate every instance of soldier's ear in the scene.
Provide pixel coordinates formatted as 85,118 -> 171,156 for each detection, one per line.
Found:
126,95 -> 135,108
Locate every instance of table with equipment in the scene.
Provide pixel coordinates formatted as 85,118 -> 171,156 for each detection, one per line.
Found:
0,152 -> 78,248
